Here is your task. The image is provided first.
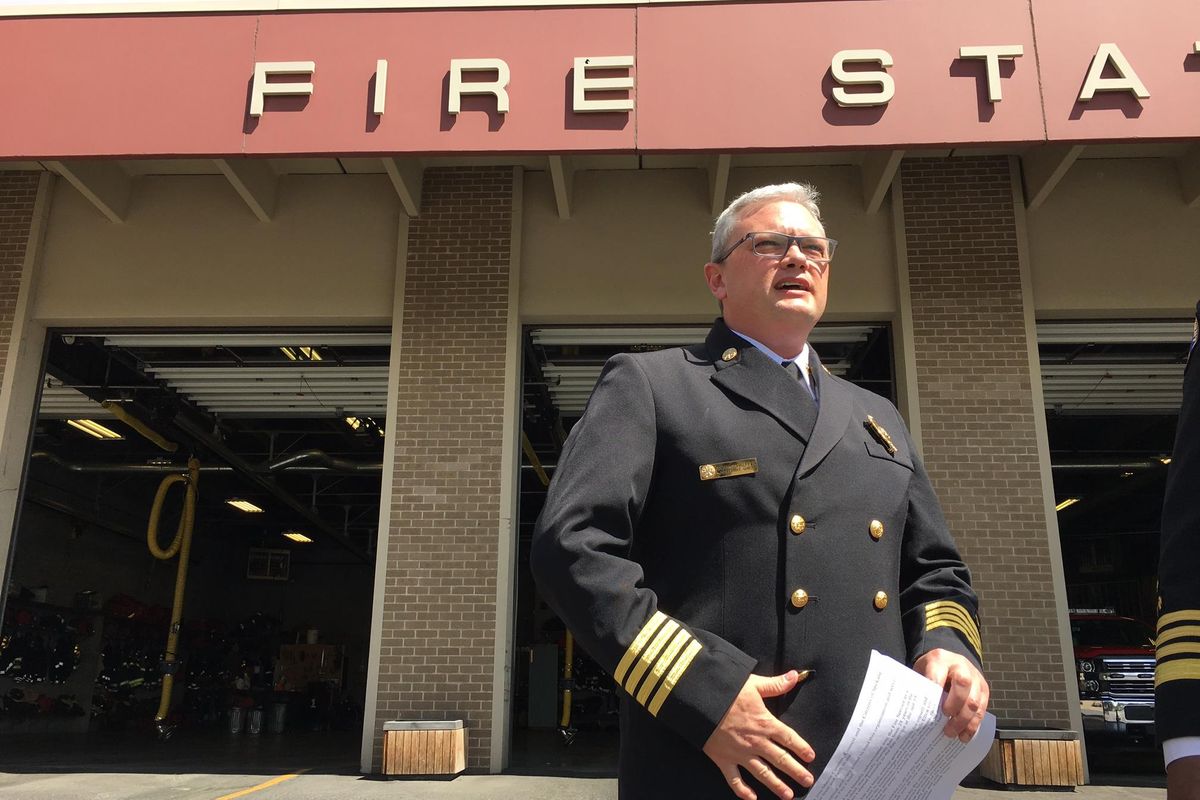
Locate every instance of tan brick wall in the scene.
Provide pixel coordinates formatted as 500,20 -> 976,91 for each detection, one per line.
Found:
0,173 -> 40,390
372,167 -> 513,771
900,157 -> 1071,728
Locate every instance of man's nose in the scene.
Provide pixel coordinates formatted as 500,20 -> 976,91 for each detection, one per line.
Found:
781,242 -> 820,272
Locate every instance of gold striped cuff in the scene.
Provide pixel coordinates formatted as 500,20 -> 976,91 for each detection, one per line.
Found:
614,611 -> 667,685
1157,641 -> 1200,660
636,628 -> 692,705
1156,657 -> 1200,687
1157,624 -> 1200,646
613,611 -> 704,715
648,639 -> 703,717
925,601 -> 982,656
926,609 -> 982,654
624,619 -> 680,695
1159,609 -> 1200,632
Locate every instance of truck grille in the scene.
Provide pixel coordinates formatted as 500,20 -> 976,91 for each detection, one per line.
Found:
1100,658 -> 1155,697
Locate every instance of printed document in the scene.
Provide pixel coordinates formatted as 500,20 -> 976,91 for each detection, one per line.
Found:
806,650 -> 997,800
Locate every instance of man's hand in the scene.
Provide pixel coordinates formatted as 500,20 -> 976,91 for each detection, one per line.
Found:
1168,755 -> 1200,800
914,648 -> 989,743
702,671 -> 815,800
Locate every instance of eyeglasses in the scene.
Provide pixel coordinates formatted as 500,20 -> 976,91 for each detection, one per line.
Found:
713,231 -> 839,270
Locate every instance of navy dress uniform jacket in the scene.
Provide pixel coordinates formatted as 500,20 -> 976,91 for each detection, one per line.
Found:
531,319 -> 983,799
1156,300 -> 1200,742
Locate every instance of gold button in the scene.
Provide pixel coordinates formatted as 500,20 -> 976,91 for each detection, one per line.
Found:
869,520 -> 884,540
790,515 -> 806,535
699,464 -> 716,480
790,589 -> 809,609
874,591 -> 889,610
721,347 -> 738,362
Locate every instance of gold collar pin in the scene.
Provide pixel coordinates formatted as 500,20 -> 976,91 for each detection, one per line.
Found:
865,415 -> 898,456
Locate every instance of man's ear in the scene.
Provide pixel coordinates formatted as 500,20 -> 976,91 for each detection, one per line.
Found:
703,262 -> 727,302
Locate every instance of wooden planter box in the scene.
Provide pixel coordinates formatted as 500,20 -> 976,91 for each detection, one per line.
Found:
382,720 -> 466,776
979,729 -> 1083,788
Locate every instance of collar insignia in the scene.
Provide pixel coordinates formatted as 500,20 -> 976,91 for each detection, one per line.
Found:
864,415 -> 898,456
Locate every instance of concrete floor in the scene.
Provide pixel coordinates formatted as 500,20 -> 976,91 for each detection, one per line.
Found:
0,772 -> 1171,800
0,728 -> 1168,800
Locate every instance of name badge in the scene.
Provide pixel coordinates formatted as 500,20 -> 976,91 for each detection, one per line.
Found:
698,458 -> 758,481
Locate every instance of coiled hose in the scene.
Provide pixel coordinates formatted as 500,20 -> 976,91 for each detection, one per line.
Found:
147,457 -> 200,736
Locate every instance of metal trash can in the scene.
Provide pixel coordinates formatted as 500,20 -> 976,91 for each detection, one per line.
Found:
269,702 -> 288,733
247,708 -> 264,735
227,707 -> 245,734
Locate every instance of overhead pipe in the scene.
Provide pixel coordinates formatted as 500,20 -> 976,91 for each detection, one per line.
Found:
46,354 -> 370,561
101,401 -> 179,453
30,451 -> 381,474
265,449 -> 383,473
170,414 -> 371,563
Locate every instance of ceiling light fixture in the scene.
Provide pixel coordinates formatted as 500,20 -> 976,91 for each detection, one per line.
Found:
67,419 -> 124,440
344,416 -> 362,431
282,531 -> 313,543
1160,456 -> 1173,465
1055,498 -> 1081,512
280,346 -> 322,361
226,499 -> 265,513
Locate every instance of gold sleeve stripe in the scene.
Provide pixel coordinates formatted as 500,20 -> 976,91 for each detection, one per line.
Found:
1157,625 -> 1200,645
1159,609 -> 1200,631
1156,642 -> 1200,660
614,611 -> 667,685
624,619 -> 681,695
648,639 -> 703,717
927,619 -> 983,657
925,602 -> 980,638
926,608 -> 983,655
636,628 -> 693,705
926,610 -> 982,653
925,603 -> 982,653
926,605 -> 980,638
1156,658 -> 1200,687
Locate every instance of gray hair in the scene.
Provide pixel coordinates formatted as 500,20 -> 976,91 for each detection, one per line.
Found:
710,182 -> 823,262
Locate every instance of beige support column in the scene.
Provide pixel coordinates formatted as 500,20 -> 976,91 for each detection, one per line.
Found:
368,167 -> 515,773
889,176 -> 921,445
0,172 -> 52,611
360,210 -> 409,774
1007,156 -> 1089,779
898,157 -> 1074,735
490,165 -> 524,771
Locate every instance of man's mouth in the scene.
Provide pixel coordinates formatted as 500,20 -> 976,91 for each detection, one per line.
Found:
774,279 -> 810,292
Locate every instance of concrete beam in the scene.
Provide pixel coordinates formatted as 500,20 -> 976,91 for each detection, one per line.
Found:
214,158 -> 278,222
548,155 -> 574,220
1021,144 -> 1085,211
1177,146 -> 1200,208
860,150 -> 904,214
44,160 -> 130,223
707,154 -> 732,217
382,157 -> 424,217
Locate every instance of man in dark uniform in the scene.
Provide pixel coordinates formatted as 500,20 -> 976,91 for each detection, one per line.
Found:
531,183 -> 989,800
1156,300 -> 1200,800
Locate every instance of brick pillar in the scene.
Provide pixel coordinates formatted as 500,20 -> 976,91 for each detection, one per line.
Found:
372,167 -> 514,771
0,173 -> 40,387
900,157 -> 1071,728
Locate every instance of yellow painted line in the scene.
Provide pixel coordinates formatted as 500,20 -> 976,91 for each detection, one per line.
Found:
214,770 -> 309,800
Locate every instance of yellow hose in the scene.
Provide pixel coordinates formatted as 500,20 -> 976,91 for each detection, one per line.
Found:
560,630 -> 574,728
147,457 -> 200,727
